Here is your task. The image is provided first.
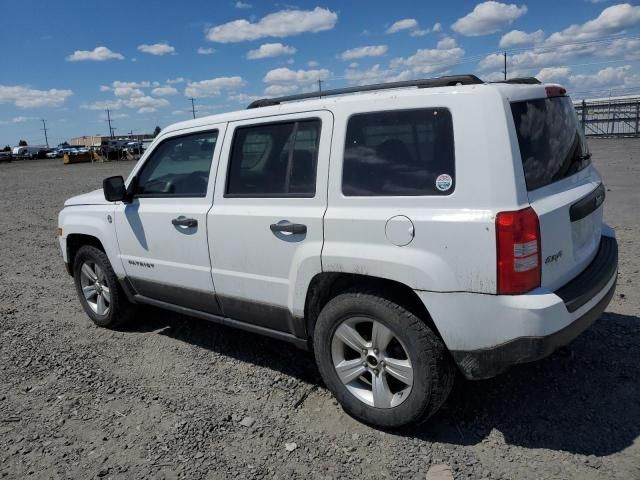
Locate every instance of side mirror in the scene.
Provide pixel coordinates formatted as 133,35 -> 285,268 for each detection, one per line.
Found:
103,176 -> 126,202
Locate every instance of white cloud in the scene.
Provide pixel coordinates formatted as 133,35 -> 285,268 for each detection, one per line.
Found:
264,84 -> 299,96
137,107 -> 157,113
386,18 -> 418,33
247,42 -> 296,59
152,86 -> 179,96
184,76 -> 246,97
536,66 -> 571,83
569,65 -> 637,89
112,80 -> 152,88
452,1 -> 527,36
99,85 -> 111,92
436,37 -> 458,49
307,60 -> 320,67
391,37 -> 465,75
81,95 -> 169,112
206,7 -> 337,43
263,67 -> 331,84
113,87 -> 144,98
340,45 -> 388,61
228,93 -> 262,104
81,100 -> 124,111
235,1 -> 251,7
387,18 -> 440,36
197,47 -> 215,55
478,35 -> 640,73
546,3 -> 640,44
66,46 -> 124,61
0,85 -> 73,108
344,64 -> 412,85
137,43 -> 175,56
499,29 -> 545,48
166,77 -> 186,84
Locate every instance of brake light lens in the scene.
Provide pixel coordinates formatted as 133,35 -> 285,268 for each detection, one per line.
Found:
545,85 -> 567,97
496,207 -> 541,294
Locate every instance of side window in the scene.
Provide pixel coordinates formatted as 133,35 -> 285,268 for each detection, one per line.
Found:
135,130 -> 218,197
226,119 -> 321,197
342,108 -> 455,196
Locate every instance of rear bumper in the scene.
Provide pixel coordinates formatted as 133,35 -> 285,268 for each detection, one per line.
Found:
418,235 -> 618,380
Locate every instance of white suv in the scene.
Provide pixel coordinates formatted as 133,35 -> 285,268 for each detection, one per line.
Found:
57,75 -> 618,428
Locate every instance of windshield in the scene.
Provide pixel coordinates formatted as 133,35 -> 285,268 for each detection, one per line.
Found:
511,96 -> 591,191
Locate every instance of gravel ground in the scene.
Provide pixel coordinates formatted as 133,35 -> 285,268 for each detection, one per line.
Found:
0,138 -> 639,480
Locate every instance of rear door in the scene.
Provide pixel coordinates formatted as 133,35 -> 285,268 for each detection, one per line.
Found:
208,111 -> 332,334
511,94 -> 603,291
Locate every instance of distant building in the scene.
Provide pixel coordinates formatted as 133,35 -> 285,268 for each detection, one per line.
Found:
69,134 -> 154,147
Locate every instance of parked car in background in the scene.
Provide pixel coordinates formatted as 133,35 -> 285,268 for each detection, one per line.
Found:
0,151 -> 12,163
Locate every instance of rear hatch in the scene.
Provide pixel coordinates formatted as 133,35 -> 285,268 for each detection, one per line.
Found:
511,92 -> 604,291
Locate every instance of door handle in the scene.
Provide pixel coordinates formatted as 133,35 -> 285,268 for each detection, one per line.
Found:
172,216 -> 198,228
270,221 -> 307,234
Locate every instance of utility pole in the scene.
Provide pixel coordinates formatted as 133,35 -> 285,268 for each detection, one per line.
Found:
106,109 -> 114,138
318,80 -> 323,99
41,119 -> 49,148
503,51 -> 507,81
190,98 -> 197,119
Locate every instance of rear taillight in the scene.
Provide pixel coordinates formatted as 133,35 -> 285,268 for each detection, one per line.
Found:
545,85 -> 567,97
496,207 -> 541,295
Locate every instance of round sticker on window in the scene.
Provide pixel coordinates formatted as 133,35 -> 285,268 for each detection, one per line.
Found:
435,174 -> 453,192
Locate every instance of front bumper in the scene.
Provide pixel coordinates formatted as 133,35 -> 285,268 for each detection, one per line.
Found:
418,235 -> 618,380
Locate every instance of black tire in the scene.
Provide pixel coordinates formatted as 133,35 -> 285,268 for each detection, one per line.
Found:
313,291 -> 455,429
73,245 -> 136,328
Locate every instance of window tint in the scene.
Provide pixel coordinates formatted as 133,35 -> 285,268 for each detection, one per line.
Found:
511,96 -> 590,191
226,119 -> 320,197
135,131 -> 217,197
342,108 -> 455,196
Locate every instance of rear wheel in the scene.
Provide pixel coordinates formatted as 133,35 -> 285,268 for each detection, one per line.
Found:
313,291 -> 454,428
73,245 -> 136,328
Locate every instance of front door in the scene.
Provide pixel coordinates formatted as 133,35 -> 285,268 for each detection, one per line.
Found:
115,125 -> 226,314
208,111 -> 333,335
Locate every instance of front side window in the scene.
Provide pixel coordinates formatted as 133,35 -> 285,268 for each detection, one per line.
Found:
342,108 -> 455,196
226,119 -> 321,197
135,131 -> 217,197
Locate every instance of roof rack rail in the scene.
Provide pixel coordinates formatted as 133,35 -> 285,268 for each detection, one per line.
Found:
247,74 -> 484,109
494,77 -> 541,85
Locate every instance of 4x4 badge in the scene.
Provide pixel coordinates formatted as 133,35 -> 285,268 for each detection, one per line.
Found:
545,250 -> 563,264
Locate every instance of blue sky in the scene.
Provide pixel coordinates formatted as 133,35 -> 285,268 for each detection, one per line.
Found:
1,0 -> 639,146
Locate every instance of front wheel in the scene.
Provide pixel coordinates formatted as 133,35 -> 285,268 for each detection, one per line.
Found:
313,291 -> 454,429
73,245 -> 136,328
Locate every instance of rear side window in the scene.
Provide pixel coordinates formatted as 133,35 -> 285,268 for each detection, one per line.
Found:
226,119 -> 321,197
511,96 -> 591,191
342,108 -> 455,196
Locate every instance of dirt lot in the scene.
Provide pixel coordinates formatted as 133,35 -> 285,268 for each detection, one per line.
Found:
1,139 -> 639,479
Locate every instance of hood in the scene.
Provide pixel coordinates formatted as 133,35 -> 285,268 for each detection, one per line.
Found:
64,189 -> 109,206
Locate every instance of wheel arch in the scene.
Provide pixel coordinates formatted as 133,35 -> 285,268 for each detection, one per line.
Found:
304,272 -> 443,343
66,234 -> 106,276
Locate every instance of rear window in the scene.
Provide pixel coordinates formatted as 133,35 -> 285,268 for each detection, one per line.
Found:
511,96 -> 591,191
342,108 -> 455,196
